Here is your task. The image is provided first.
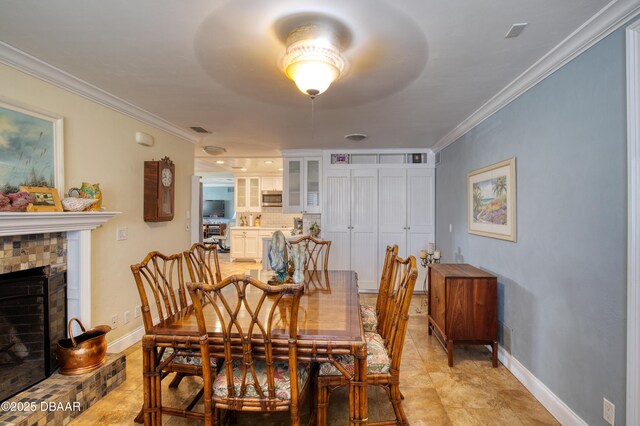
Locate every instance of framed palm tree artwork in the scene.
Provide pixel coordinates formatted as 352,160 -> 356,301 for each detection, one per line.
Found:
467,158 -> 516,242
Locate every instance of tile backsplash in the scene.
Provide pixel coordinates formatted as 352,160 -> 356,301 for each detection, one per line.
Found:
257,207 -> 300,227
0,233 -> 67,274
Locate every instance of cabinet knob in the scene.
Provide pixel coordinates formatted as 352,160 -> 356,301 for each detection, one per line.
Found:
435,295 -> 439,303
407,227 -> 411,230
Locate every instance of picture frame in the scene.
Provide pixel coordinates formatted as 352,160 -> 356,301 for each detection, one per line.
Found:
20,186 -> 63,212
467,157 -> 516,242
0,97 -> 64,197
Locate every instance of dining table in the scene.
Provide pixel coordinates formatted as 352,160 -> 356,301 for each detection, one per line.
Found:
140,269 -> 368,425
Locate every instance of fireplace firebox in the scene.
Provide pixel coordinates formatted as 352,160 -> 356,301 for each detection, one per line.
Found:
0,266 -> 67,402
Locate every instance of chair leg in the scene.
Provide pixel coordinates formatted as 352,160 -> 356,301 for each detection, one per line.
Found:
186,387 -> 204,411
316,382 -> 329,426
389,384 -> 409,425
169,372 -> 185,388
134,407 -> 144,423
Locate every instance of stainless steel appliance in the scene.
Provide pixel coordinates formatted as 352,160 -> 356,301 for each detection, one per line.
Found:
261,190 -> 283,207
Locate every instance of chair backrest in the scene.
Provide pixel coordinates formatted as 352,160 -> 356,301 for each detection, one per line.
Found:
383,256 -> 418,370
188,276 -> 304,405
288,236 -> 331,271
184,242 -> 222,285
375,245 -> 399,334
130,251 -> 187,332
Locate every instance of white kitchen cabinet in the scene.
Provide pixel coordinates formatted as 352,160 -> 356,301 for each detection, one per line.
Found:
283,157 -> 321,214
235,177 -> 261,213
323,168 -> 378,290
230,228 -> 260,261
378,167 -> 435,290
261,176 -> 283,191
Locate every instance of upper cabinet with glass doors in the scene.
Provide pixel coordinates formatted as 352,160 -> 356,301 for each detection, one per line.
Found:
283,156 -> 322,214
234,176 -> 261,213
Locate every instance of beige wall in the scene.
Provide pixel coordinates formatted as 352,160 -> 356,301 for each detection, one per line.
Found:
0,64 -> 194,342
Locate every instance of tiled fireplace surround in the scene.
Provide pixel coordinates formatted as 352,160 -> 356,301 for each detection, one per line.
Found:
0,212 -> 125,425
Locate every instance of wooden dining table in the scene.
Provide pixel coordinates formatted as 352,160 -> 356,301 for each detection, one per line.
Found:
141,269 -> 368,425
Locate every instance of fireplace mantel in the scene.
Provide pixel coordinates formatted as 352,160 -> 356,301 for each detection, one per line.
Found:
0,211 -> 118,236
0,211 -> 119,328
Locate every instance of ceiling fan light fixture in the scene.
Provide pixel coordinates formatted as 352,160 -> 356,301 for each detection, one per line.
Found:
283,25 -> 346,98
201,146 -> 227,156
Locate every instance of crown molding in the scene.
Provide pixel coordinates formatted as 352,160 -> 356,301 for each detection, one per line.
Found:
433,0 -> 640,152
0,42 -> 199,144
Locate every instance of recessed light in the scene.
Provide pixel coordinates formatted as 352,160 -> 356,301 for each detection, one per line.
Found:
278,168 -> 284,171
241,168 -> 247,171
216,160 -> 224,164
345,133 -> 368,142
264,160 -> 273,164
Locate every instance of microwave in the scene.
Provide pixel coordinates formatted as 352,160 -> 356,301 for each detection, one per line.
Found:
261,191 -> 283,207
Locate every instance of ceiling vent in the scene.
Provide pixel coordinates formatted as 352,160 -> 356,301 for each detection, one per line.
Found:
345,133 -> 368,142
190,126 -> 212,134
505,23 -> 528,38
201,146 -> 227,156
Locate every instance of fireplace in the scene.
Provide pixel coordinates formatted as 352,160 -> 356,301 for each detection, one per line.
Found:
0,266 -> 67,402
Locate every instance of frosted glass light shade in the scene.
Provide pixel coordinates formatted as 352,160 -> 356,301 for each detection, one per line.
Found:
283,32 -> 345,98
286,60 -> 340,97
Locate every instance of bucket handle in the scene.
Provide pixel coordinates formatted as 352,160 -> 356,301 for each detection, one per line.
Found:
68,317 -> 87,347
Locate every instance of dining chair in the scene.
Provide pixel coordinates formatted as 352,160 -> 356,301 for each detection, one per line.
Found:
187,275 -> 313,426
288,235 -> 331,271
130,251 -> 216,423
316,255 -> 418,426
360,245 -> 399,335
184,242 -> 223,285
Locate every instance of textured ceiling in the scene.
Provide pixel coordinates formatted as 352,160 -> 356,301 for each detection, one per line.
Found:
0,0 -> 611,165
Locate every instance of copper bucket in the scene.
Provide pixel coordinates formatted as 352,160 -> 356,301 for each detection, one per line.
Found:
56,317 -> 111,375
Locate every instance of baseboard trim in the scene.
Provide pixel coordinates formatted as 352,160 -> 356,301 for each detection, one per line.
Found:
107,324 -> 146,354
495,346 -> 587,425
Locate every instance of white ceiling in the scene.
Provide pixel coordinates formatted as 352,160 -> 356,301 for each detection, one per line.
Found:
0,0 -> 614,166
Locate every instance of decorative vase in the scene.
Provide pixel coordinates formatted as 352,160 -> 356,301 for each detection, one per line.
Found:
268,231 -> 288,282
79,182 -> 102,211
290,243 -> 307,284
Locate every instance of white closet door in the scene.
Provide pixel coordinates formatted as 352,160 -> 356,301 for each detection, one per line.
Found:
406,168 -> 435,288
378,168 -> 408,269
350,169 -> 378,291
323,169 -> 351,270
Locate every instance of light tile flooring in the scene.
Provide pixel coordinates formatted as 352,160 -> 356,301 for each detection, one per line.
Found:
71,254 -> 558,425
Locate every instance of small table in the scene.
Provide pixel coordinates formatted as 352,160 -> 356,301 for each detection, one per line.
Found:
141,269 -> 368,425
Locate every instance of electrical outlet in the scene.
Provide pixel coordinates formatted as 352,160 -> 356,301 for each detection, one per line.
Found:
116,227 -> 128,241
134,305 -> 141,318
603,398 -> 615,425
111,314 -> 118,329
449,224 -> 452,232
124,310 -> 131,324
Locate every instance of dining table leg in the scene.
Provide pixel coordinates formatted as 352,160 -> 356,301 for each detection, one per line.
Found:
142,335 -> 161,426
350,344 -> 368,425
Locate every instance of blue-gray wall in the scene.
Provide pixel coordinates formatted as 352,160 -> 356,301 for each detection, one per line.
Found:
436,27 -> 628,425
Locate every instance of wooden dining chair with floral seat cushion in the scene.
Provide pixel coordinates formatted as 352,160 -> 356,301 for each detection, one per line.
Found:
316,256 -> 418,426
360,245 -> 399,334
186,275 -> 313,426
288,235 -> 331,271
130,251 -> 217,423
184,242 -> 223,285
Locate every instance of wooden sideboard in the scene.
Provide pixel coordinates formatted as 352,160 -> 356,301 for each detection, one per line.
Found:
427,263 -> 498,367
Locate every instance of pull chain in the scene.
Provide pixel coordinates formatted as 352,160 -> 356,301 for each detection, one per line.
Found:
311,96 -> 315,145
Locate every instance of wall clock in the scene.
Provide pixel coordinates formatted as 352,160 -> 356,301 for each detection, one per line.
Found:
144,156 -> 175,222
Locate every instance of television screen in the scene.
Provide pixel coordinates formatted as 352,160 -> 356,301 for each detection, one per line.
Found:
203,200 -> 225,218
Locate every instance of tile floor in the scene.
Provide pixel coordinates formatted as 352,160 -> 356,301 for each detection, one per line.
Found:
70,254 -> 558,425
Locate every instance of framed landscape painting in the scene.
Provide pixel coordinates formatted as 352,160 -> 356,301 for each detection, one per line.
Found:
0,97 -> 64,196
467,157 -> 516,242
